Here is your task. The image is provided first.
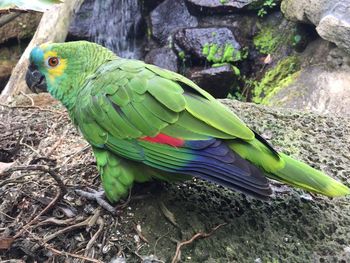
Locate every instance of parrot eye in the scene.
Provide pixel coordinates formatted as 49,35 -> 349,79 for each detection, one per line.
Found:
47,57 -> 60,67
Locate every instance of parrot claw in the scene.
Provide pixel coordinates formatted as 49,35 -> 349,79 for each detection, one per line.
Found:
75,188 -> 116,214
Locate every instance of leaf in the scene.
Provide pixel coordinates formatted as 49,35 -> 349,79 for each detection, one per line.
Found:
0,0 -> 63,12
159,201 -> 178,227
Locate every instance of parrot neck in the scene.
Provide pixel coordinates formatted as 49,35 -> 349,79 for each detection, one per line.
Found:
46,75 -> 84,111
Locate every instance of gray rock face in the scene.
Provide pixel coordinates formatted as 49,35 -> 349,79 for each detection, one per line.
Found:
68,0 -> 94,40
174,27 -> 241,63
185,0 -> 263,15
150,0 -> 198,44
281,0 -> 350,52
144,47 -> 178,72
189,65 -> 236,98
266,40 -> 350,116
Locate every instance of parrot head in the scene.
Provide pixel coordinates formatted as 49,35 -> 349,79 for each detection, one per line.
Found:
26,41 -> 116,107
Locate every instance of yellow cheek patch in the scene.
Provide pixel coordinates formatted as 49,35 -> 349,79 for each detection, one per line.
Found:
44,50 -> 67,82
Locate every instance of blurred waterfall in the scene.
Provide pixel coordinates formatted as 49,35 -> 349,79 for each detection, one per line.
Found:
89,0 -> 142,59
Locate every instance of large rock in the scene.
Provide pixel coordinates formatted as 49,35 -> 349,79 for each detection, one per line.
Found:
185,0 -> 264,15
281,0 -> 350,52
189,65 -> 236,98
255,39 -> 350,116
150,0 -> 198,44
144,47 -> 178,72
174,27 -> 241,64
68,0 -> 94,40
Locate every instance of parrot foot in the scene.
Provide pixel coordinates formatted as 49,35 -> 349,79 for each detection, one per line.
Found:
75,188 -> 116,214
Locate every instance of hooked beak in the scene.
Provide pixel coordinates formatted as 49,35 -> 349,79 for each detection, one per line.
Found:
25,63 -> 47,93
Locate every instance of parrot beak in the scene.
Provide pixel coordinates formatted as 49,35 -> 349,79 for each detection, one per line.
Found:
25,63 -> 47,93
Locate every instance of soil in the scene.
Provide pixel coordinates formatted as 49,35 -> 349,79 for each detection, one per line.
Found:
0,95 -> 349,263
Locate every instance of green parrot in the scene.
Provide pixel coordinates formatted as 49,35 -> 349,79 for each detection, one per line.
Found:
25,41 -> 350,206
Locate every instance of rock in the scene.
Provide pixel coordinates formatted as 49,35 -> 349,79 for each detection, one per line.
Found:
254,39 -> 350,116
199,14 -> 258,44
0,13 -> 42,44
144,47 -> 178,72
174,27 -> 241,64
281,0 -> 350,52
68,0 -> 94,40
317,6 -> 350,53
188,65 -> 236,98
150,0 -> 198,44
185,0 -> 263,15
141,0 -> 166,12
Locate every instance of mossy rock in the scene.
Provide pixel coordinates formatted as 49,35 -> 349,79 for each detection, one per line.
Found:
252,56 -> 301,104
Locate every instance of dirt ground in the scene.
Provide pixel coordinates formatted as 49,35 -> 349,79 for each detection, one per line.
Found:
0,95 -> 349,263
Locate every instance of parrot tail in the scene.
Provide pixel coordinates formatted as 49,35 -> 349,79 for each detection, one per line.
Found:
271,153 -> 350,197
229,138 -> 350,197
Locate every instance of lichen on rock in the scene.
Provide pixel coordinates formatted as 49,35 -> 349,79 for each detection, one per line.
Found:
252,56 -> 301,104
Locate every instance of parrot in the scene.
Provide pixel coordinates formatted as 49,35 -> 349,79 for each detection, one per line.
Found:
25,41 -> 350,208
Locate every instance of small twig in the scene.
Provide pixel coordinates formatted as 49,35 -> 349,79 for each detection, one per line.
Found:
20,91 -> 35,106
2,165 -> 67,194
23,229 -> 103,263
84,217 -> 104,257
48,246 -> 103,263
14,189 -> 62,239
133,224 -> 149,244
116,188 -> 132,210
43,209 -> 99,243
171,223 -> 227,263
45,128 -> 69,157
61,144 -> 90,166
20,138 -> 42,156
0,102 -> 63,114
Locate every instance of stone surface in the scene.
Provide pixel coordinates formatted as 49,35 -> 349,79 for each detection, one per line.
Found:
185,0 -> 263,15
189,65 -> 236,98
281,0 -> 350,52
150,0 -> 198,44
259,39 -> 350,116
144,47 -> 178,72
0,13 -> 42,44
68,0 -> 94,40
174,27 -> 241,63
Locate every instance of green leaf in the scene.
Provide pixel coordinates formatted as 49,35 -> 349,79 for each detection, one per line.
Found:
0,0 -> 63,12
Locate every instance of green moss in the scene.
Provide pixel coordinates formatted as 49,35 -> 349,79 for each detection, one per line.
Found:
219,0 -> 229,4
253,27 -> 282,54
202,43 -> 245,64
178,51 -> 185,60
253,56 -> 300,105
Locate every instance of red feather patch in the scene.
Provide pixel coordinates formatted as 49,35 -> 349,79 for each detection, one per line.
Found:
141,133 -> 184,147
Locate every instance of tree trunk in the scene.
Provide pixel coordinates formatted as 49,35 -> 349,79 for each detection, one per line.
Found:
0,0 -> 84,103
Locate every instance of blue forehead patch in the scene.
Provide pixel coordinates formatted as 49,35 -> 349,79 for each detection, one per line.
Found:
30,47 -> 44,64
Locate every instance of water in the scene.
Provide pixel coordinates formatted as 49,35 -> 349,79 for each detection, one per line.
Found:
89,0 -> 142,59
